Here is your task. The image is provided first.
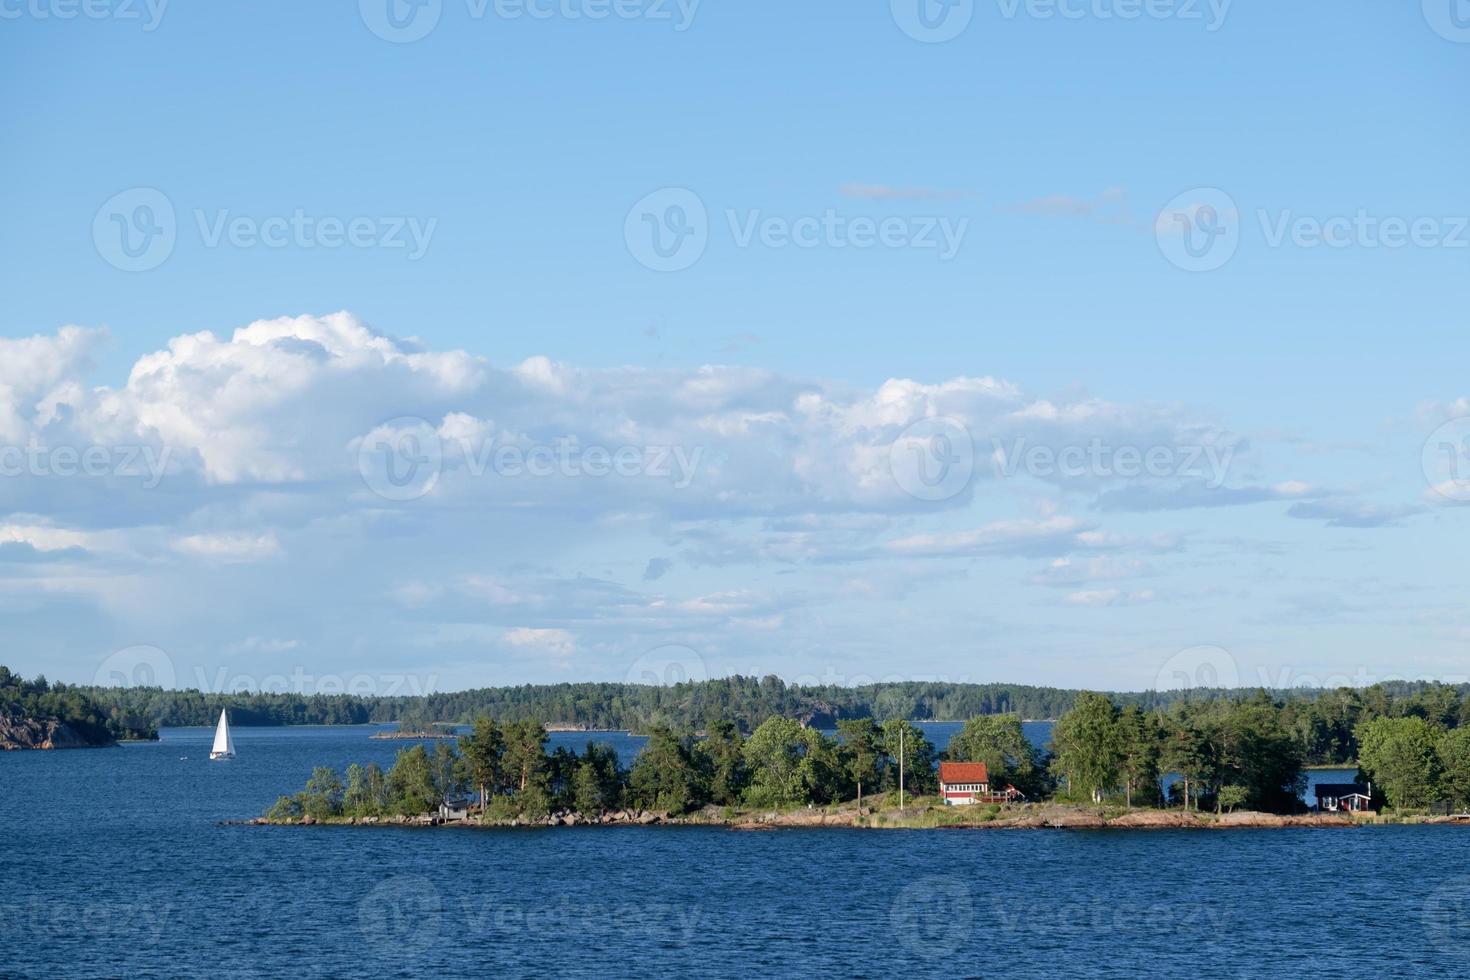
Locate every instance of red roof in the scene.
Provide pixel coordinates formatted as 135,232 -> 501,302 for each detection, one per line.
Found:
939,761 -> 989,784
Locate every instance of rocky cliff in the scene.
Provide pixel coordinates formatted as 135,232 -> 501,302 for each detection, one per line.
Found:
0,710 -> 106,749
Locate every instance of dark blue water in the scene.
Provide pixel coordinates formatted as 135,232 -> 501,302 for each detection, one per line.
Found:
5,725 -> 1470,978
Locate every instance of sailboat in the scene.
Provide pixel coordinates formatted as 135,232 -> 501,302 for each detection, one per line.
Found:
209,708 -> 236,760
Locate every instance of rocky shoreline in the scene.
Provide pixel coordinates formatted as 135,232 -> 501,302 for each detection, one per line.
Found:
241,802 -> 1397,832
0,714 -> 108,750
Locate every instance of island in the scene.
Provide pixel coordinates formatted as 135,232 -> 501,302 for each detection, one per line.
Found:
254,697 -> 1470,830
369,723 -> 461,740
0,667 -> 158,749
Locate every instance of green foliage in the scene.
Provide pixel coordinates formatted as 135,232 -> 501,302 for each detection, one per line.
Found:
1437,728 -> 1470,809
302,766 -> 344,819
1160,711 -> 1211,810
341,763 -> 378,816
502,719 -> 549,793
263,692 -> 1470,822
515,782 -> 552,820
1201,697 -> 1306,813
741,717 -> 842,808
458,717 -> 505,809
696,720 -> 747,806
836,718 -> 882,805
571,741 -> 623,814
880,720 -> 937,795
627,726 -> 706,814
431,741 -> 465,801
0,667 -> 157,745
1051,693 -> 1123,802
64,667 -> 1470,776
946,714 -> 1045,797
1217,785 -> 1248,812
385,745 -> 438,815
1357,716 -> 1440,809
265,795 -> 304,822
1117,706 -> 1162,807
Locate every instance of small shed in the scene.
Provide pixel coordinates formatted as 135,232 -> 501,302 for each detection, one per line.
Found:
438,799 -> 471,820
1315,783 -> 1374,813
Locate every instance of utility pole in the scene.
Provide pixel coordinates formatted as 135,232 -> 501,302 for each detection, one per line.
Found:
899,725 -> 905,813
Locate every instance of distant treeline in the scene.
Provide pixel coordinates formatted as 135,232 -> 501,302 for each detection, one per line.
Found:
77,675 -> 1470,767
80,677 -> 1105,730
0,668 -> 157,745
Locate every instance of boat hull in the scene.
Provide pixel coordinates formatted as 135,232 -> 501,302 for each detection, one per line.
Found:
209,751 -> 233,760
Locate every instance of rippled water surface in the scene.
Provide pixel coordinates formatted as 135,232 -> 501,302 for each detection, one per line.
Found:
4,724 -> 1470,978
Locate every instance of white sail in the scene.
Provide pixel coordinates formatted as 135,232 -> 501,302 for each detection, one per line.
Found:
210,708 -> 235,759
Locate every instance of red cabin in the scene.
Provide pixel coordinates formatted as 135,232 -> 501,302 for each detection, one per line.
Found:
939,761 -> 991,806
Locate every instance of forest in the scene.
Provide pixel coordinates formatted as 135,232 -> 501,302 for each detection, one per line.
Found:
266,687 -> 1470,820
0,667 -> 157,745
85,674 -> 1470,770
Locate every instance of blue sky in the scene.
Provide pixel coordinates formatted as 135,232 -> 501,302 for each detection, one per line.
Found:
1,0 -> 1467,695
